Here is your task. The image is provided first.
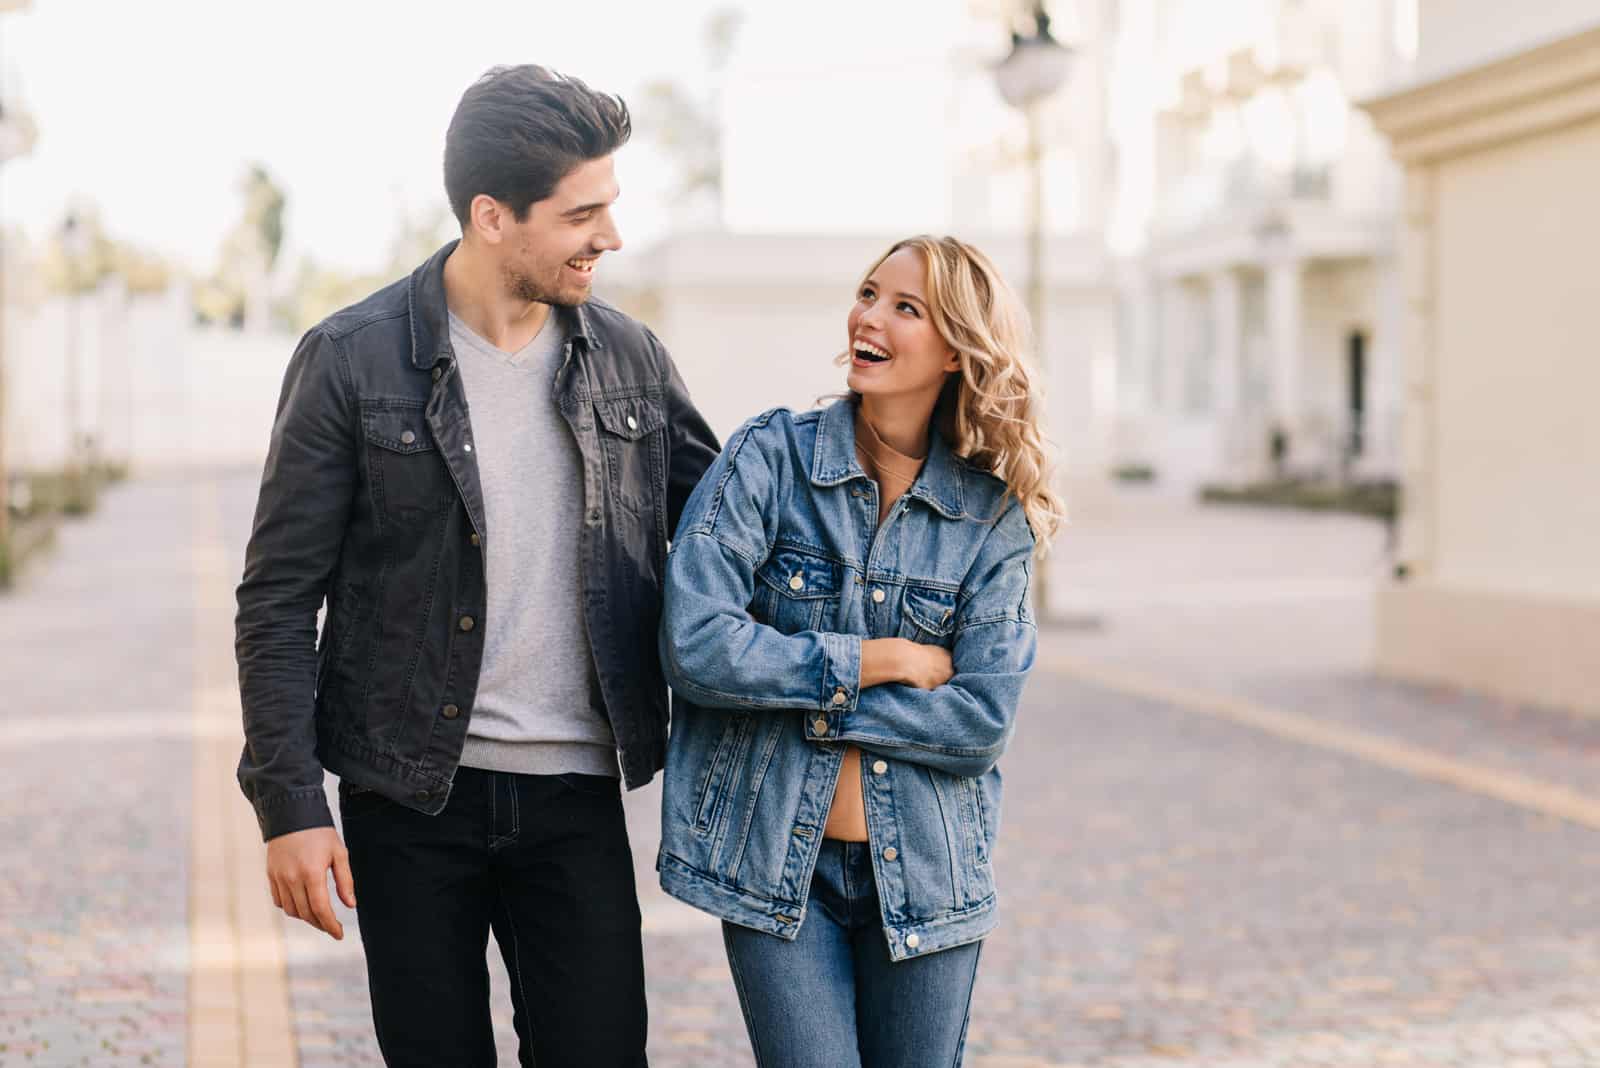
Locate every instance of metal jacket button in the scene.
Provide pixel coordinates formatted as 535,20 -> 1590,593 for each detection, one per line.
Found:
459,615 -> 475,632
831,691 -> 847,706
882,847 -> 898,862
626,415 -> 638,430
872,760 -> 888,774
400,430 -> 416,445
441,704 -> 460,720
871,588 -> 885,603
813,718 -> 829,735
789,574 -> 804,591
905,933 -> 921,949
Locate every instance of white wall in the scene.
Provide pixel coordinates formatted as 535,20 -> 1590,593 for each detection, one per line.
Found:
1417,0 -> 1600,80
1430,114 -> 1600,599
3,284 -> 292,473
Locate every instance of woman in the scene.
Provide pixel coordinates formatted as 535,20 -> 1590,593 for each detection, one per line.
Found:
657,235 -> 1063,1067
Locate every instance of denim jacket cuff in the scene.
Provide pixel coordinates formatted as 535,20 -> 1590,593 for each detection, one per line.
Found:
806,632 -> 861,741
254,786 -> 335,842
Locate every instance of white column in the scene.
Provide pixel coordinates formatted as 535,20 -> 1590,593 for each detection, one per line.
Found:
1266,256 -> 1304,455
1369,253 -> 1404,478
1210,268 -> 1242,472
1157,278 -> 1187,417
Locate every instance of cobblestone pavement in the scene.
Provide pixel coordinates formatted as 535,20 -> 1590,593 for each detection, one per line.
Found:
4,473 -> 1600,1066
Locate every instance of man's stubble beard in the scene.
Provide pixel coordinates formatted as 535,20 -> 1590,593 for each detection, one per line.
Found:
503,262 -> 586,308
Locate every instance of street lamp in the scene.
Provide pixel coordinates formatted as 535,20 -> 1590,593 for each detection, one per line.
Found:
60,213 -> 91,475
992,2 -> 1073,620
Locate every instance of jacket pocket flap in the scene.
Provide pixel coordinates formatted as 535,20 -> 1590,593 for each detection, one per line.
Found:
757,548 -> 841,600
361,406 -> 436,454
902,584 -> 958,635
594,396 -> 665,440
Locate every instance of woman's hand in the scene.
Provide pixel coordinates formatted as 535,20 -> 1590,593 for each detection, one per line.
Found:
861,638 -> 956,691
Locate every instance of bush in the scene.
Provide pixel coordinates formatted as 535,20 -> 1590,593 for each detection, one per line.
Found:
1200,478 -> 1398,522
1111,463 -> 1157,483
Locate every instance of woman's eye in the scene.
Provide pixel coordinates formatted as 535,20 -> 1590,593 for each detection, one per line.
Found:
859,287 -> 875,301
897,301 -> 920,317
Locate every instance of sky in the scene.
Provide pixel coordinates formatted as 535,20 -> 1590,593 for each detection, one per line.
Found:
0,0 -> 766,275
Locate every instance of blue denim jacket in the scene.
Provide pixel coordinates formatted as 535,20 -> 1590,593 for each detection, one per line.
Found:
656,397 -> 1037,961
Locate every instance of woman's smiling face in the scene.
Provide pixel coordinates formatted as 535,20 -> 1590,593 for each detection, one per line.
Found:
845,247 -> 959,402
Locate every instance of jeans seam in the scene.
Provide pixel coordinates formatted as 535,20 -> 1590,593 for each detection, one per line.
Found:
722,925 -> 770,1068
950,941 -> 984,1067
497,882 -> 537,1061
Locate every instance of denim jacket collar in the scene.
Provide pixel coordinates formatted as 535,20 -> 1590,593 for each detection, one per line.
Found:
406,239 -> 602,371
809,397 -> 966,520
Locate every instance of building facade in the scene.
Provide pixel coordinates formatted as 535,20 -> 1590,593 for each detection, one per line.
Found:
1111,0 -> 1415,491
1363,4 -> 1600,711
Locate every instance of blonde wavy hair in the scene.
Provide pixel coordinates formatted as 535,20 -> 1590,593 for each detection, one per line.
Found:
842,235 -> 1066,551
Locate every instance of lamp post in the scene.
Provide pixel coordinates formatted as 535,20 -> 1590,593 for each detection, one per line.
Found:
993,1 -> 1073,620
59,213 -> 91,477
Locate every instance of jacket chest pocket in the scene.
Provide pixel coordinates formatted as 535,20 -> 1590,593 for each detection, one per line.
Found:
593,396 -> 665,517
752,548 -> 841,635
362,405 -> 454,526
898,583 -> 958,646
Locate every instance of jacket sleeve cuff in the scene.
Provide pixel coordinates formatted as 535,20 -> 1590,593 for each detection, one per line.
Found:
806,633 -> 862,741
254,786 -> 335,842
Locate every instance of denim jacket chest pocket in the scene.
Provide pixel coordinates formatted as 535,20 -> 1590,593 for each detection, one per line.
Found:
897,583 -> 959,646
361,403 -> 454,526
752,548 -> 842,634
593,395 -> 666,516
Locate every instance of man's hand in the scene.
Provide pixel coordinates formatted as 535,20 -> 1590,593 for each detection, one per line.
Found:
862,638 -> 956,691
266,826 -> 357,940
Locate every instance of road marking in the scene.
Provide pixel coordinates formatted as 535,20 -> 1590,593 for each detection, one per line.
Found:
1041,653 -> 1600,831
188,481 -> 299,1067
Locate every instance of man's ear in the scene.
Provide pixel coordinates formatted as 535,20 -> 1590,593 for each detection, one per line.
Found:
468,195 -> 509,246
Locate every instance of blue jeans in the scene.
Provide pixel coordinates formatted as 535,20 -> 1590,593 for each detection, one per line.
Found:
722,840 -> 983,1068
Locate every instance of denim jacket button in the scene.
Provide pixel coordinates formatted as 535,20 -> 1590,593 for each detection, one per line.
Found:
870,588 -> 885,603
872,760 -> 888,775
830,691 -> 846,706
459,615 -> 475,632
812,718 -> 829,735
441,704 -> 460,720
400,430 -> 416,445
626,415 -> 638,430
905,933 -> 921,949
882,847 -> 898,862
788,574 -> 804,591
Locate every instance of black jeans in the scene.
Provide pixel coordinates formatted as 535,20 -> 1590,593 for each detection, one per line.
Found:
339,766 -> 648,1067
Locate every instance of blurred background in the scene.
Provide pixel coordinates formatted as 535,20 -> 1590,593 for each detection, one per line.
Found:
2,1 -> 1598,1065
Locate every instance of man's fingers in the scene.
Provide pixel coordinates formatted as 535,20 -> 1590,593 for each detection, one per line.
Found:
333,847 -> 357,910
289,880 -> 316,931
307,878 -> 344,940
269,876 -> 283,910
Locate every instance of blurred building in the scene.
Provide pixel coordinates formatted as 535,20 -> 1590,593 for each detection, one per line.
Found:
1110,0 -> 1417,491
1363,3 -> 1600,711
603,0 -> 1123,530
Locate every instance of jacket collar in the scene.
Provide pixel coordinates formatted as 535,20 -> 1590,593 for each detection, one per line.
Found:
407,239 -> 602,370
809,397 -> 967,520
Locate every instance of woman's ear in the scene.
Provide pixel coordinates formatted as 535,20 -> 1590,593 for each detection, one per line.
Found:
942,349 -> 961,373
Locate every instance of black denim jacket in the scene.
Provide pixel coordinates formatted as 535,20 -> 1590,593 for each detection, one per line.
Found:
235,241 -> 719,840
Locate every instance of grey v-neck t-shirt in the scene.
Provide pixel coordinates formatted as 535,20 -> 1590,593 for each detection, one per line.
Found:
449,309 -> 617,778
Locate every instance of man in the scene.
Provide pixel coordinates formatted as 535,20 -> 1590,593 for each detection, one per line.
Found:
235,65 -> 719,1066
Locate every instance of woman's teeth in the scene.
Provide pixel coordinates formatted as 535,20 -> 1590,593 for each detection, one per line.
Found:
854,341 -> 890,363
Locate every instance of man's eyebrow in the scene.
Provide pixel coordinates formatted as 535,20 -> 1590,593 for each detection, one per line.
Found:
560,192 -> 620,218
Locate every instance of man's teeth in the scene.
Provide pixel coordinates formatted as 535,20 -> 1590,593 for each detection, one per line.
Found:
855,341 -> 890,362
568,258 -> 597,271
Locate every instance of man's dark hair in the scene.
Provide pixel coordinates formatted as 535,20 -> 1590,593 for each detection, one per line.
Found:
443,65 -> 632,227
